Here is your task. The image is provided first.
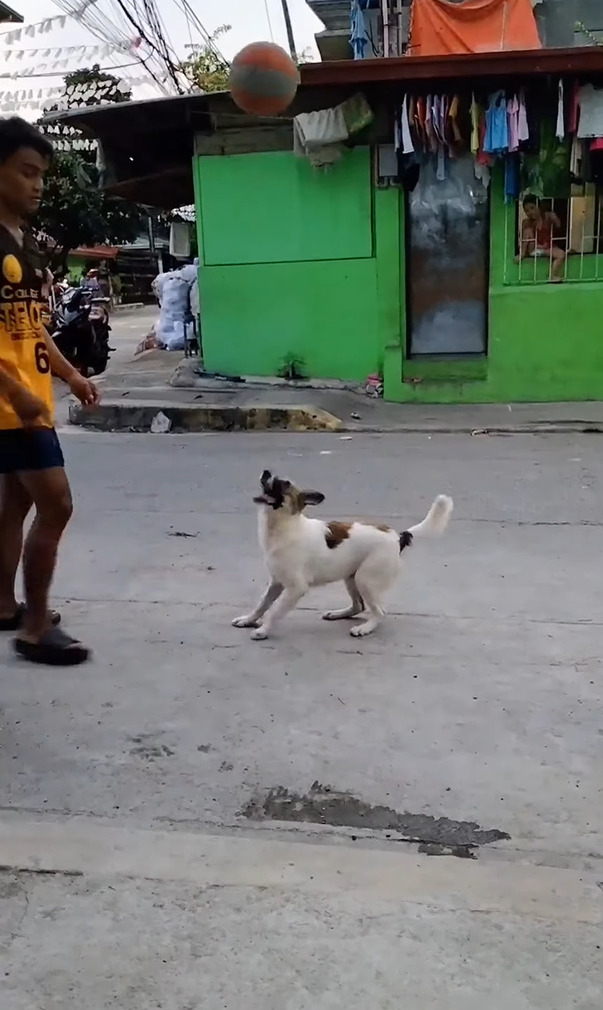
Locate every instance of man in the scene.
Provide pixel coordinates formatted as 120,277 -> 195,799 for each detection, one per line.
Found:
516,195 -> 566,283
0,117 -> 99,665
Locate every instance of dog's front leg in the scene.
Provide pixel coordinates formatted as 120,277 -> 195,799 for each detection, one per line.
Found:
251,582 -> 307,641
232,581 -> 284,629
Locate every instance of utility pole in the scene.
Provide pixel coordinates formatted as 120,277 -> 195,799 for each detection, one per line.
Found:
280,0 -> 297,60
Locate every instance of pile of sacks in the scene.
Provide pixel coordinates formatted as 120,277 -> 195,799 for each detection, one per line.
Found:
153,260 -> 199,351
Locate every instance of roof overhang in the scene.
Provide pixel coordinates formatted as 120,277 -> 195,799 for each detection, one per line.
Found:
299,45 -> 603,87
0,1 -> 23,22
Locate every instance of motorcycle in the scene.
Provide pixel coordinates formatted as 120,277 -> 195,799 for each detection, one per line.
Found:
51,286 -> 113,377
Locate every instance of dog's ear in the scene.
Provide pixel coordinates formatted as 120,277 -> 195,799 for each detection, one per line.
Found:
300,490 -> 325,507
260,469 -> 272,484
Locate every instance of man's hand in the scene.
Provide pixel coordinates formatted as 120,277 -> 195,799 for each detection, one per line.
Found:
8,386 -> 52,428
68,371 -> 100,407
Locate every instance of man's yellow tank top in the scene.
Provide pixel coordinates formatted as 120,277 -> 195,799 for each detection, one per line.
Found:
0,226 -> 53,430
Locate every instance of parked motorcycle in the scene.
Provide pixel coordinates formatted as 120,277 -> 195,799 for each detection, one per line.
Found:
51,286 -> 113,377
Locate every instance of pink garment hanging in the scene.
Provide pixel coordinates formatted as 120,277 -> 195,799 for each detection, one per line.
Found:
507,95 -> 519,152
517,89 -> 529,143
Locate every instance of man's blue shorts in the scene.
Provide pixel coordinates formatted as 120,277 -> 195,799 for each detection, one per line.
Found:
0,428 -> 64,475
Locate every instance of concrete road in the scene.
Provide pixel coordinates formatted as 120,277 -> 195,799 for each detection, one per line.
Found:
1,431 -> 602,1008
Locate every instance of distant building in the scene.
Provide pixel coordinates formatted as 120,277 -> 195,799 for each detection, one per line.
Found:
307,0 -> 603,58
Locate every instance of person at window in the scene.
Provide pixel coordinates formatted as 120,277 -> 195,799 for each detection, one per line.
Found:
516,195 -> 566,283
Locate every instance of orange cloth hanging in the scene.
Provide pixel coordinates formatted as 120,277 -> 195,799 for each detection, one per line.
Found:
409,0 -> 542,57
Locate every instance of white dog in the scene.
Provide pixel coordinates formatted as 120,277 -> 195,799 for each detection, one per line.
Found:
233,470 -> 453,641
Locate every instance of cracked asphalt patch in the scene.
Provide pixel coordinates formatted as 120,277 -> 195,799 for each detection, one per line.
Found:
243,782 -> 510,849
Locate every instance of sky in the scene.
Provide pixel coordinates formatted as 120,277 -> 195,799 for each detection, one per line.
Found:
0,0 -> 324,118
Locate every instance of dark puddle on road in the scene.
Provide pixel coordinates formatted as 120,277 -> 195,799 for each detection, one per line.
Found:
242,781 -> 510,858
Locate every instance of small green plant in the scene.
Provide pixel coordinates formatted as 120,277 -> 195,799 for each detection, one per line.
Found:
278,353 -> 307,381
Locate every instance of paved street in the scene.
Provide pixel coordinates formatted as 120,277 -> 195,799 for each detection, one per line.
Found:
1,429 -> 602,1008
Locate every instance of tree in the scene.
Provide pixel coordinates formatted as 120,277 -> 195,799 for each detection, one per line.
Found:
37,66 -> 147,270
179,25 -> 231,93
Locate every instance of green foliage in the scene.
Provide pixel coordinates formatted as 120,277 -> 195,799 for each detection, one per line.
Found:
179,25 -> 231,93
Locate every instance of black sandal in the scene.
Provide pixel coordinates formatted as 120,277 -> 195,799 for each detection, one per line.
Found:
14,627 -> 90,666
0,604 -> 61,633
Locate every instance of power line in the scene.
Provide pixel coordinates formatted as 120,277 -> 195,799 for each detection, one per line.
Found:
263,0 -> 275,42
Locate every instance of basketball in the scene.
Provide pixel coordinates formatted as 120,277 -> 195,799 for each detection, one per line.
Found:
229,42 -> 300,117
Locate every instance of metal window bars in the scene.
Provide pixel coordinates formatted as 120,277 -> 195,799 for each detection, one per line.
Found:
504,193 -> 603,284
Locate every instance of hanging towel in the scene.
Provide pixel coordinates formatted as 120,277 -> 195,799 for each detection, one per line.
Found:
400,95 -> 414,154
293,93 -> 373,169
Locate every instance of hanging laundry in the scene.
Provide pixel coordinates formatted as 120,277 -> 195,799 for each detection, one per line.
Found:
408,0 -> 541,56
470,93 -> 481,154
484,91 -> 509,155
400,95 -> 414,155
507,95 -> 520,152
517,89 -> 530,144
446,94 -> 463,156
350,0 -> 381,60
576,85 -> 603,139
504,155 -> 520,203
555,80 -> 565,141
568,81 -> 580,135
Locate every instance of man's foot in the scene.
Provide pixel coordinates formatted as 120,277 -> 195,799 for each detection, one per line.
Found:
14,627 -> 90,666
0,603 -> 61,632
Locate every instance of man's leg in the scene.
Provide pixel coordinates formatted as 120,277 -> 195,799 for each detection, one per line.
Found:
0,473 -> 32,620
17,465 -> 72,642
12,429 -> 90,665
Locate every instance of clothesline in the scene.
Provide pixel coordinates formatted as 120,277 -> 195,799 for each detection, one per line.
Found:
392,79 -> 603,198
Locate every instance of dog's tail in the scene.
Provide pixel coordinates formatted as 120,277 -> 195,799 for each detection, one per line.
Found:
399,495 -> 453,552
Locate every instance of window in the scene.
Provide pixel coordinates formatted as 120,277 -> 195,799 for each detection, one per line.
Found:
505,187 -> 603,285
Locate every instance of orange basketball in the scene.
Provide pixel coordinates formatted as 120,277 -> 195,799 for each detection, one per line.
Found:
229,42 -> 300,116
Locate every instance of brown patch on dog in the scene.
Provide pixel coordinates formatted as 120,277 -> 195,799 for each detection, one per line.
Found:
363,521 -> 392,533
325,521 -> 352,549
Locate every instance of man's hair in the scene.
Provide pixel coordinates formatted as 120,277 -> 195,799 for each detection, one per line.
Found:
522,194 -> 538,210
0,117 -> 53,165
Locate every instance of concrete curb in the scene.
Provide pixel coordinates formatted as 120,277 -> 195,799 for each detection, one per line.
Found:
69,401 -> 344,433
68,399 -> 603,436
112,302 -> 145,314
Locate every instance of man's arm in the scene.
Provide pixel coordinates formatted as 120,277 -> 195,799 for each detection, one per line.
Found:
42,327 -> 78,384
546,211 -> 561,229
42,328 -> 100,406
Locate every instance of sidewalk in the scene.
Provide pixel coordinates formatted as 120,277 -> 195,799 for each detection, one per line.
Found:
66,350 -> 603,433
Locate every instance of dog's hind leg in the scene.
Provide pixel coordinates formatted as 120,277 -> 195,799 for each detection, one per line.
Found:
350,555 -> 397,637
251,582 -> 308,641
322,577 -> 365,621
232,581 -> 283,629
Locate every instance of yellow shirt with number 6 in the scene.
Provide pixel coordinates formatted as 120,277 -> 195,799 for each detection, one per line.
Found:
0,227 -> 53,430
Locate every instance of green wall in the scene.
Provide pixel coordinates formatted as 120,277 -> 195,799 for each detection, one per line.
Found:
194,149 -> 382,383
